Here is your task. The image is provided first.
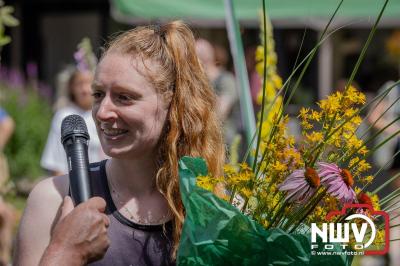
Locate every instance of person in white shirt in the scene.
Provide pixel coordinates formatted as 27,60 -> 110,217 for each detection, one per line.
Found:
41,69 -> 106,176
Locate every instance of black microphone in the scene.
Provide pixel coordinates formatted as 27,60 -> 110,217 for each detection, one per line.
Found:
61,114 -> 91,204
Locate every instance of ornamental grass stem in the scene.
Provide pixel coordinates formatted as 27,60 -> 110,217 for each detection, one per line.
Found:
252,1 -> 345,180
360,149 -> 400,193
345,116 -> 400,170
252,0 -> 269,173
288,189 -> 327,233
308,0 -> 389,167
383,200 -> 400,213
266,201 -> 289,229
373,171 -> 400,195
380,188 -> 400,206
337,92 -> 400,164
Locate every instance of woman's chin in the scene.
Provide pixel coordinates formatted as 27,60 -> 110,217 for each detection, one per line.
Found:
103,148 -> 129,159
104,146 -> 157,161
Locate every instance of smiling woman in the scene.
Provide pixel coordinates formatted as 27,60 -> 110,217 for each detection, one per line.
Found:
14,20 -> 225,266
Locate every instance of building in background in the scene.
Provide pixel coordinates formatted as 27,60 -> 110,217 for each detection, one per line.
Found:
2,0 -> 400,103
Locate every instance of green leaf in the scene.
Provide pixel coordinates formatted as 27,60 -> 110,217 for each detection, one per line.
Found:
0,35 -> 11,46
0,6 -> 19,27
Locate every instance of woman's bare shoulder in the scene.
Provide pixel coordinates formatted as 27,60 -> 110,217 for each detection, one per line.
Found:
14,175 -> 70,266
21,174 -> 70,233
28,174 -> 70,207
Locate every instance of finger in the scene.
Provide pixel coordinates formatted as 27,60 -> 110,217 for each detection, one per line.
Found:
87,197 -> 107,213
60,196 -> 74,220
102,214 -> 110,228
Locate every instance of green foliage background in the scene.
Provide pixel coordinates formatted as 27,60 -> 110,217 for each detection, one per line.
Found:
1,85 -> 52,181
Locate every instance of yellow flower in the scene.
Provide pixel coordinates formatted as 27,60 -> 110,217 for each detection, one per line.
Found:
267,54 -> 277,67
240,188 -> 253,199
197,175 -> 214,191
271,74 -> 282,89
306,132 -> 324,143
272,161 -> 287,172
345,86 -> 366,105
314,206 -> 324,217
374,230 -> 386,247
299,107 -> 310,119
364,175 -> 374,183
347,137 -> 363,150
301,120 -> 313,130
358,146 -> 369,156
370,194 -> 380,210
356,159 -> 371,173
223,164 -> 237,176
310,111 -> 322,121
349,157 -> 360,168
238,171 -> 253,182
255,46 -> 264,62
344,108 -> 357,118
239,162 -> 251,172
324,196 -> 339,212
351,115 -> 362,126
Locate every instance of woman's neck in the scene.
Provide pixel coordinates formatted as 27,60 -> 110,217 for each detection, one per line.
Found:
106,157 -> 171,224
106,157 -> 159,199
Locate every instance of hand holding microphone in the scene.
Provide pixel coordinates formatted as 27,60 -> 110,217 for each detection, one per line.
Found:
40,196 -> 110,265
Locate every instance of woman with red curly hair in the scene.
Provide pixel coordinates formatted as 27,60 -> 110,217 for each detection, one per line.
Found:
14,20 -> 225,265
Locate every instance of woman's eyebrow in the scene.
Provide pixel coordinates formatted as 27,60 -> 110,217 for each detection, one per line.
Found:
91,83 -> 104,91
114,85 -> 143,98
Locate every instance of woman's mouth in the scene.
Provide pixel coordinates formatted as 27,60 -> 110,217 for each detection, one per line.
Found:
101,128 -> 129,138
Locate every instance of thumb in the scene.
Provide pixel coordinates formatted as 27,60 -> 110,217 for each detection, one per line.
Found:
60,196 -> 74,220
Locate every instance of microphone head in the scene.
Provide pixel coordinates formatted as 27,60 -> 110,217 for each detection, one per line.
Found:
61,114 -> 90,144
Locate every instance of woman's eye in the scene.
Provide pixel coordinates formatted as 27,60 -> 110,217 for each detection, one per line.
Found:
118,94 -> 133,102
91,92 -> 104,100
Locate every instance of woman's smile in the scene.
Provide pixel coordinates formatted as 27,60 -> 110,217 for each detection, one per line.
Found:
101,127 -> 129,136
101,127 -> 129,139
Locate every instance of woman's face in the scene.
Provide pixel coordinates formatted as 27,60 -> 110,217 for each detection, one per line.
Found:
71,71 -> 94,110
92,52 -> 170,159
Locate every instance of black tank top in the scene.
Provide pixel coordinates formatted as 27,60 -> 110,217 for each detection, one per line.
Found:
74,160 -> 175,266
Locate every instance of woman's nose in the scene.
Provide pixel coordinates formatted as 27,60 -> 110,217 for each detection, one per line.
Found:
95,95 -> 118,121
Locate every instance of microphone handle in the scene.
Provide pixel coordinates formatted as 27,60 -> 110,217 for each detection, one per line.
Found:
65,141 -> 91,204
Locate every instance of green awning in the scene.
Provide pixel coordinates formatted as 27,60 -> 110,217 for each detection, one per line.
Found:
111,0 -> 400,27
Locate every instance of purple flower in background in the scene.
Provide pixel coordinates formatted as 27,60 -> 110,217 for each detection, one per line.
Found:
74,48 -> 89,72
8,68 -> 24,87
38,82 -> 53,102
0,65 -> 8,81
318,162 -> 356,203
26,62 -> 38,80
278,167 -> 320,203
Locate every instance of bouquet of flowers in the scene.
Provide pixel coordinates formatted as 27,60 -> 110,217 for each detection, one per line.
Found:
177,0 -> 398,265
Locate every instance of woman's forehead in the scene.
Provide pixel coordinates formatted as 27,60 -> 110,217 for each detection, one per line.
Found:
94,53 -> 158,93
97,52 -> 159,77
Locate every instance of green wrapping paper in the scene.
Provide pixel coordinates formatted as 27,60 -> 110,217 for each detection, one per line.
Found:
176,156 -> 352,266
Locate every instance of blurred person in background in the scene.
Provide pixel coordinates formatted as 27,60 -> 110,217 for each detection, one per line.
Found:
195,38 -> 242,147
368,80 -> 400,266
245,45 -> 262,113
0,107 -> 14,185
368,80 -> 400,181
40,39 -> 106,176
0,107 -> 15,266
